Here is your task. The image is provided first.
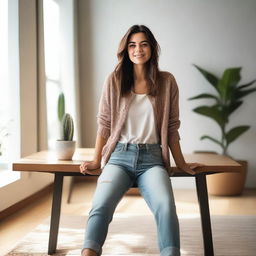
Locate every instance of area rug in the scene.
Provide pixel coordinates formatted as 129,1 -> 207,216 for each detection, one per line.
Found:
6,214 -> 256,256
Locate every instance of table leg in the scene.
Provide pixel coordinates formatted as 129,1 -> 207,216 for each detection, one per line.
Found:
195,173 -> 214,256
67,176 -> 75,204
48,173 -> 64,255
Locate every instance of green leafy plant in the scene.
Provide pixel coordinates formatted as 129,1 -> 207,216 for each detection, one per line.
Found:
60,113 -> 74,141
189,64 -> 256,155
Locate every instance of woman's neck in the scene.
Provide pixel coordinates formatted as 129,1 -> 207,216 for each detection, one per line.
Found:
133,64 -> 148,94
133,65 -> 146,81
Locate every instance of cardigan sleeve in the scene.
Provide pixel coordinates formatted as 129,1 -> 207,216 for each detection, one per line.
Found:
96,75 -> 112,139
168,74 -> 181,143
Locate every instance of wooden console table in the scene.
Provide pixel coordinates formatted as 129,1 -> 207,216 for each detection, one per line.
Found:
12,148 -> 242,256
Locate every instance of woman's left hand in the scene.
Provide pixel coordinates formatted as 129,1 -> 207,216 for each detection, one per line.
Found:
179,162 -> 204,175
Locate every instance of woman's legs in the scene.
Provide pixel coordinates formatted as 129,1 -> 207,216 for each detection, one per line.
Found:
83,164 -> 133,255
137,166 -> 180,256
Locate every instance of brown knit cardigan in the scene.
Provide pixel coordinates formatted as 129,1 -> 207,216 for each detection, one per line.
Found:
97,71 -> 181,175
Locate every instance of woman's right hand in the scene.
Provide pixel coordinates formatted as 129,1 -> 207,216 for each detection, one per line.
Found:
80,160 -> 102,175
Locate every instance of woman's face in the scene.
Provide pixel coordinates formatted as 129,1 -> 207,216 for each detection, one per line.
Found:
127,32 -> 151,66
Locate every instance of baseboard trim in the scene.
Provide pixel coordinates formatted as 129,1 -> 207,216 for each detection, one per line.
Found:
0,183 -> 53,220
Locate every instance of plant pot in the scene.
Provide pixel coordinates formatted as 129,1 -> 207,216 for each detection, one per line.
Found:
206,160 -> 247,196
55,140 -> 76,160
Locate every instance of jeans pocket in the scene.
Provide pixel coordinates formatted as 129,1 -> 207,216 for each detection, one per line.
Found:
113,143 -> 124,153
148,148 -> 163,164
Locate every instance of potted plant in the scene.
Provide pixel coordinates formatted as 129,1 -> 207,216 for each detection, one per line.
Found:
189,65 -> 256,195
56,113 -> 76,160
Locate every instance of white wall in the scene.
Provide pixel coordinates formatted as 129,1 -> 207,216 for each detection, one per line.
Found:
78,0 -> 256,188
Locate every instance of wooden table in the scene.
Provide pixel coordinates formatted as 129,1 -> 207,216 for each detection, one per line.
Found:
13,148 -> 242,256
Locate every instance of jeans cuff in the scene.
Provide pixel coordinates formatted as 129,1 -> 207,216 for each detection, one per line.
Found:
82,240 -> 102,255
160,246 -> 180,256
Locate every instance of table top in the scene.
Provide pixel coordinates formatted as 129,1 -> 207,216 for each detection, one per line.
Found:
12,148 -> 242,174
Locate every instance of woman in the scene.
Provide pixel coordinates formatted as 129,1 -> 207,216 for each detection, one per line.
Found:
80,25 -> 203,256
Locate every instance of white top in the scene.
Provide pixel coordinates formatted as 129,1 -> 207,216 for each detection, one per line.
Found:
119,93 -> 159,144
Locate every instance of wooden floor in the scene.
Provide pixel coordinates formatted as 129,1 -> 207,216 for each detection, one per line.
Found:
1,179 -> 256,255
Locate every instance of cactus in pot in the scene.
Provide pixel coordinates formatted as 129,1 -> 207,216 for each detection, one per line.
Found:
56,113 -> 76,160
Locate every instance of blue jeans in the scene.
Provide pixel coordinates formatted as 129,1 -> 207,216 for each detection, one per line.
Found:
83,143 -> 180,256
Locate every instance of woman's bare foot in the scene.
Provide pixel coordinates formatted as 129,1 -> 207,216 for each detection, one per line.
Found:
81,248 -> 97,256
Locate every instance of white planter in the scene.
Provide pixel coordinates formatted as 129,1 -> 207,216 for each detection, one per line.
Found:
55,140 -> 76,160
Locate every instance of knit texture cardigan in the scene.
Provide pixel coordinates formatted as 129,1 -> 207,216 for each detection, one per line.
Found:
97,71 -> 181,175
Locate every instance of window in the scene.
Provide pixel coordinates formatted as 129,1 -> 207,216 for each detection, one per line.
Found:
0,0 -> 9,164
43,0 -> 62,149
0,0 -> 20,187
43,0 -> 79,149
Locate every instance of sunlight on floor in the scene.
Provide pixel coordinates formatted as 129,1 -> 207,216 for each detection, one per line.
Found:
180,248 -> 190,255
179,213 -> 200,219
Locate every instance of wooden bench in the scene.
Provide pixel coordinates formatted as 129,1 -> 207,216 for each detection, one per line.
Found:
13,148 -> 242,255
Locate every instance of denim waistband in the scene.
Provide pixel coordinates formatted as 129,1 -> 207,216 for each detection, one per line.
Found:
116,142 -> 161,151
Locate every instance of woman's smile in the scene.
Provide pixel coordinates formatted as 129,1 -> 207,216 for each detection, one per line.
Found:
128,32 -> 151,65
134,54 -> 145,57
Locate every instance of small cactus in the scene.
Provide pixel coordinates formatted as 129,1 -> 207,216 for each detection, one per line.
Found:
58,92 -> 65,122
61,113 -> 74,141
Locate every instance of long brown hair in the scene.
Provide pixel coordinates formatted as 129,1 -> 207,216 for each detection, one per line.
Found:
114,25 -> 161,96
